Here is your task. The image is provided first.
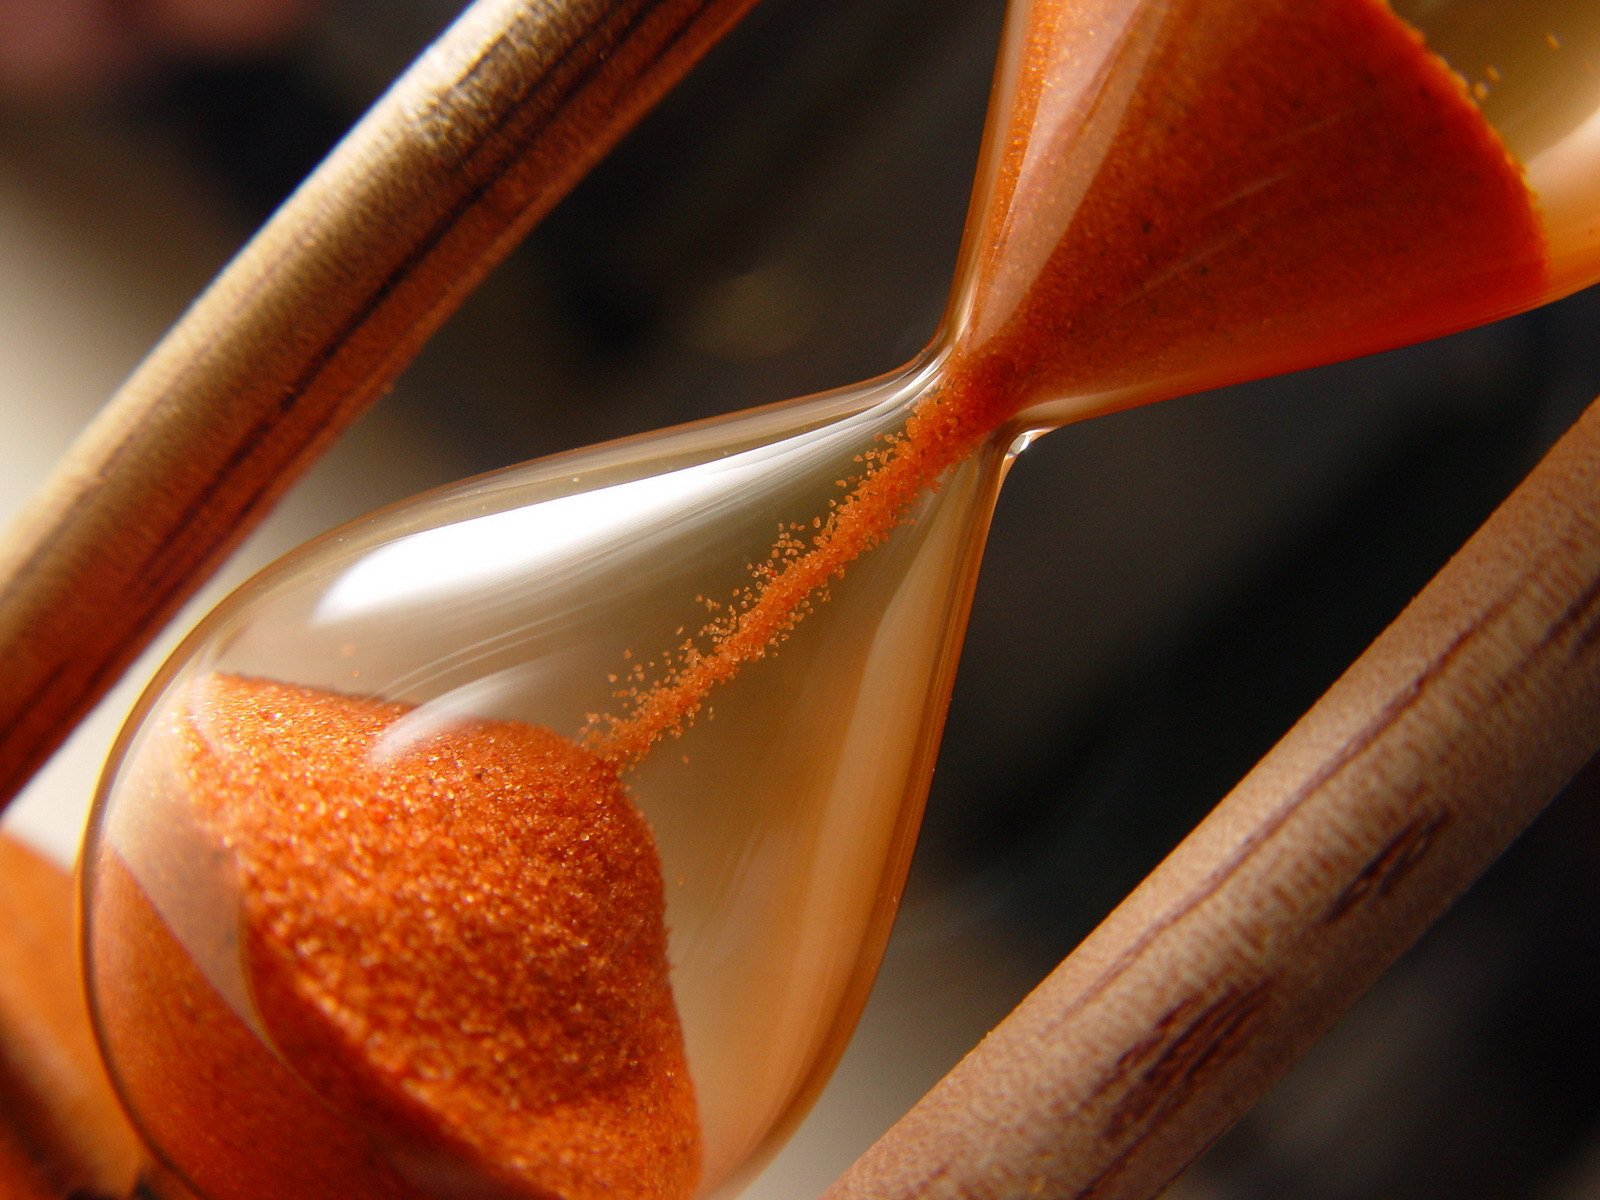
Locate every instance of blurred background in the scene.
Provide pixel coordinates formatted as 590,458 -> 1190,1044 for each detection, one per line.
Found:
2,0 -> 1599,1196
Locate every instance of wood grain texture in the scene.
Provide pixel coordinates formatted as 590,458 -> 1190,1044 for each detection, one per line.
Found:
824,392 -> 1600,1200
0,834 -> 142,1199
0,0 -> 758,812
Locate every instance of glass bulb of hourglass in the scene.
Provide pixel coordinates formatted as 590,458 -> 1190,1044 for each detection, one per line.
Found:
81,2 -> 1599,1199
85,354 -> 1008,1200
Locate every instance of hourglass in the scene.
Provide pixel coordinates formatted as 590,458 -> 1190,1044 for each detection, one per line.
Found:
76,1 -> 1600,1199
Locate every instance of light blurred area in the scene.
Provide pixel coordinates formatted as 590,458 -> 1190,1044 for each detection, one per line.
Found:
2,1 -> 1599,1196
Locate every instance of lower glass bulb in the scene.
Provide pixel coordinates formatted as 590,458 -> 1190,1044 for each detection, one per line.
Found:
82,359 -> 1007,1200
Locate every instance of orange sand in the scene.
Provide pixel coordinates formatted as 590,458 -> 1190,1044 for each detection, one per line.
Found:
92,676 -> 699,1200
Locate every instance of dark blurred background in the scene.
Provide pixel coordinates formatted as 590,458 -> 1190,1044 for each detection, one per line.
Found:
2,1 -> 1598,1195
